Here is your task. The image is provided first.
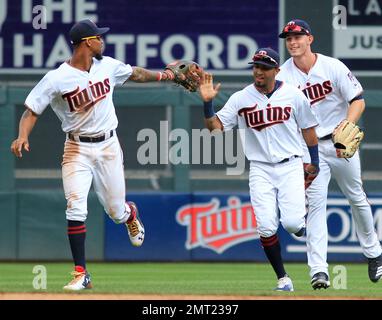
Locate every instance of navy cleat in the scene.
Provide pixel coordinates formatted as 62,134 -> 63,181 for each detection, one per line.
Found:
368,254 -> 382,283
294,227 -> 306,237
311,272 -> 330,290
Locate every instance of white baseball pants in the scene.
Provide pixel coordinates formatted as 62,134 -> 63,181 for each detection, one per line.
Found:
249,156 -> 306,238
61,134 -> 130,224
305,139 -> 382,277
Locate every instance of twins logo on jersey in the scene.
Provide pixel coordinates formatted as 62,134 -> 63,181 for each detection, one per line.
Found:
299,80 -> 333,105
238,103 -> 292,131
62,78 -> 111,112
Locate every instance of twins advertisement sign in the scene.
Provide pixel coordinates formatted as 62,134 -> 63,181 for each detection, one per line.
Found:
333,0 -> 382,73
176,196 -> 257,254
0,0 -> 279,73
105,193 -> 382,262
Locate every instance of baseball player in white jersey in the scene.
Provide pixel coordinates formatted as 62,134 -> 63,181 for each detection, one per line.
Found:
277,19 -> 382,289
10,19 -> 188,291
198,47 -> 319,291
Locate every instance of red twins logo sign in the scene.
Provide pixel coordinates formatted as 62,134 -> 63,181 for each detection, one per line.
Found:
176,197 -> 258,254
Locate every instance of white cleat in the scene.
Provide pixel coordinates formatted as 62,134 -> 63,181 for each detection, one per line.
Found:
274,276 -> 294,292
63,266 -> 92,291
125,201 -> 145,247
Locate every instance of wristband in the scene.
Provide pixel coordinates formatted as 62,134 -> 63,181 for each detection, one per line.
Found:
203,100 -> 215,119
308,144 -> 319,167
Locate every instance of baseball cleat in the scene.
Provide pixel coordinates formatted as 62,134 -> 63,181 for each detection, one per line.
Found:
368,254 -> 382,283
274,276 -> 294,292
125,201 -> 145,247
311,272 -> 330,290
63,266 -> 92,291
294,227 -> 306,237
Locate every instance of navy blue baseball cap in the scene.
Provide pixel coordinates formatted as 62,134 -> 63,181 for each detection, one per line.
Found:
69,19 -> 110,45
279,19 -> 312,38
248,48 -> 280,68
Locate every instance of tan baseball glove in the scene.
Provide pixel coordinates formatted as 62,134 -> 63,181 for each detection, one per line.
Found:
332,120 -> 364,158
164,60 -> 203,92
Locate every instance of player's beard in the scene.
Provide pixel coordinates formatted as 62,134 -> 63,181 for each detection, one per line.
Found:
254,76 -> 267,89
254,80 -> 265,88
255,78 -> 275,93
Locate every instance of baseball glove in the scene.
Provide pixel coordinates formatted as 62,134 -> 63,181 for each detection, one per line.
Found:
304,163 -> 319,189
332,120 -> 364,158
164,60 -> 203,92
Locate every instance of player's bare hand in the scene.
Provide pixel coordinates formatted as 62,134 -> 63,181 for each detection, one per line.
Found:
199,72 -> 221,102
10,137 -> 30,158
303,163 -> 319,189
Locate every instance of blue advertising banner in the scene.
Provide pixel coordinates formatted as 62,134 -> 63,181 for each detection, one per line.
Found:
105,193 -> 192,261
105,192 -> 382,262
280,194 -> 382,262
0,0 -> 279,73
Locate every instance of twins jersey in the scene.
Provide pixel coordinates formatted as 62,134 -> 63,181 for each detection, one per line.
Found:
216,82 -> 318,163
25,56 -> 133,136
276,54 -> 363,138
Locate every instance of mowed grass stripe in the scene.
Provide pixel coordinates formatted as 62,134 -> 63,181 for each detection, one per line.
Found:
0,263 -> 381,297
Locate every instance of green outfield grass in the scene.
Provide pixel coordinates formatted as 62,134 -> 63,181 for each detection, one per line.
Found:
0,262 -> 381,298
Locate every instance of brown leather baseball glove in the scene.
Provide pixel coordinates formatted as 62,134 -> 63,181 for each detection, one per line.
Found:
163,60 -> 204,92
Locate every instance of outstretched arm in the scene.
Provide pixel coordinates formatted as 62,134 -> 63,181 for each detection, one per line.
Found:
10,108 -> 38,158
129,66 -> 173,83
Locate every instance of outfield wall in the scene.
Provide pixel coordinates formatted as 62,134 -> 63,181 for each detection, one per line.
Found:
1,191 -> 381,263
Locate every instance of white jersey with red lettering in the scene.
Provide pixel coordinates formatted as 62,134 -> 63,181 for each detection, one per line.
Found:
217,81 -> 318,163
24,56 -> 133,224
216,81 -> 318,238
277,53 -> 382,279
276,53 -> 363,138
25,56 -> 132,136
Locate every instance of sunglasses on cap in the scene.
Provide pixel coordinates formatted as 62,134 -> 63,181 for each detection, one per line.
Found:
283,24 -> 310,35
252,54 -> 278,65
81,35 -> 103,41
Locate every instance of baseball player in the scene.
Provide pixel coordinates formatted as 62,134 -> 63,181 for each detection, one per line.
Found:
10,19 -> 188,291
277,19 -> 382,289
198,48 -> 319,291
